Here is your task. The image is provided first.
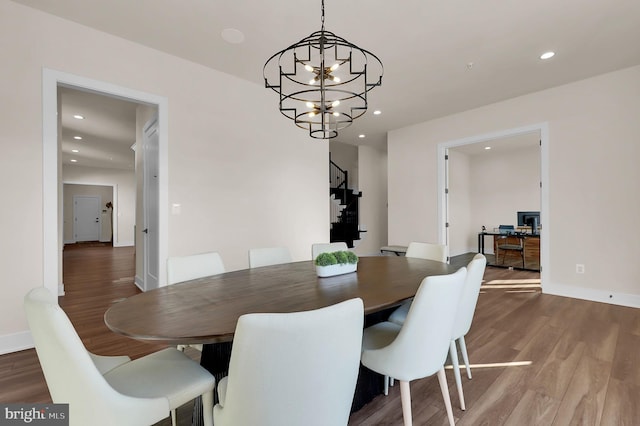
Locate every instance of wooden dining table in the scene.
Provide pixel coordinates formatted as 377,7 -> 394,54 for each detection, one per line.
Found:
104,255 -> 458,422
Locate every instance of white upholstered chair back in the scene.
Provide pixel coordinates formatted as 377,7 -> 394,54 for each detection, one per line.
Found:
167,252 -> 225,284
452,253 -> 486,339
248,247 -> 292,268
24,288 -> 170,426
213,298 -> 364,426
405,242 -> 448,263
361,267 -> 466,382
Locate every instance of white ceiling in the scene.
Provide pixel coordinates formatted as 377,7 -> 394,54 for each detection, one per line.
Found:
18,0 -> 640,166
60,87 -> 139,170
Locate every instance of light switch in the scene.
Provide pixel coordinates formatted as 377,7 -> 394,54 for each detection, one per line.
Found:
171,203 -> 181,215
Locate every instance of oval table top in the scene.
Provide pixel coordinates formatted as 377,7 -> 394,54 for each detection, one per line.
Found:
104,256 -> 458,345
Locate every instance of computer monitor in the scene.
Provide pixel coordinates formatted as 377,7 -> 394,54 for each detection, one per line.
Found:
517,211 -> 540,234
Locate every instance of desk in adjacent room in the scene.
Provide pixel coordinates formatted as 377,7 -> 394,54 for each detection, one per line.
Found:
478,231 -> 540,271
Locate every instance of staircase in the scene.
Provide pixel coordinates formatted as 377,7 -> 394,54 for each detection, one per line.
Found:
330,159 -> 362,248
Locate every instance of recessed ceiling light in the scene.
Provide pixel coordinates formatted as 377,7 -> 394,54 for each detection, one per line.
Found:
221,28 -> 245,44
70,159 -> 77,162
484,146 -> 492,150
373,110 -> 381,115
540,51 -> 555,60
71,149 -> 79,153
73,114 -> 84,120
73,136 -> 82,140
358,134 -> 365,138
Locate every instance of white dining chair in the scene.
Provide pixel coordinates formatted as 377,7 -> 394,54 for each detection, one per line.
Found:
213,298 -> 364,426
24,287 -> 215,426
405,241 -> 448,262
248,247 -> 292,268
385,241 -> 449,350
361,268 -> 467,426
311,242 -> 348,259
167,251 -> 226,285
167,251 -> 225,352
447,253 -> 486,410
384,241 -> 449,395
388,254 -> 486,411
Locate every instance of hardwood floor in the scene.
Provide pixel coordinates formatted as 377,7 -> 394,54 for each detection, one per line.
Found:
1,246 -> 638,425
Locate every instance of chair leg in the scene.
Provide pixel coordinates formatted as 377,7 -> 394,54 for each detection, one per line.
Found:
384,375 -> 389,396
449,340 -> 465,410
202,389 -> 214,426
437,368 -> 455,426
171,409 -> 177,426
459,336 -> 472,379
399,380 -> 412,426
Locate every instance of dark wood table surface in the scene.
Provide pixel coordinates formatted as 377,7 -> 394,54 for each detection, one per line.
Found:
105,256 -> 458,345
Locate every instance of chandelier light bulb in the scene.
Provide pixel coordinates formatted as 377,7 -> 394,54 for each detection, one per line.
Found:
306,102 -> 315,108
333,112 -> 340,117
331,100 -> 340,107
330,63 -> 340,71
304,64 -> 314,72
308,112 -> 316,117
309,78 -> 316,85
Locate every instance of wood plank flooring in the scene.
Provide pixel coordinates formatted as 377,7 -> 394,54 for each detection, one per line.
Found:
1,245 -> 638,425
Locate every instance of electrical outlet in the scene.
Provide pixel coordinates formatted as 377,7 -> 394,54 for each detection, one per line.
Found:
576,264 -> 585,274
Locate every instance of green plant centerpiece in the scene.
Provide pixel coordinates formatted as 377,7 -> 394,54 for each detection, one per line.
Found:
315,250 -> 358,277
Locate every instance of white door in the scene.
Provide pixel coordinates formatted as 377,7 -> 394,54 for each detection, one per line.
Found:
74,196 -> 101,242
143,117 -> 160,290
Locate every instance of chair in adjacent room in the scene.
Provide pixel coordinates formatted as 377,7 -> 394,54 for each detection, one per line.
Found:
248,247 -> 292,268
311,242 -> 349,259
213,298 -> 364,426
24,287 -> 215,426
167,251 -> 226,352
495,234 -> 525,268
361,268 -> 467,426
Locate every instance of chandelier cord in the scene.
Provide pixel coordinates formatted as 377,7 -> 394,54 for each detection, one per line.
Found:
321,0 -> 325,31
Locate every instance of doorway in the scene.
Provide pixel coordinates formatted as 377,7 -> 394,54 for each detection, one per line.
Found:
42,69 -> 169,296
437,123 -> 549,287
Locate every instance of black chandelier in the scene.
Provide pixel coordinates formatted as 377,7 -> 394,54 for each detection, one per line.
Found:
263,0 -> 383,139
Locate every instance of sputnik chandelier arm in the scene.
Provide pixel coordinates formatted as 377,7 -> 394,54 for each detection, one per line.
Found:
263,0 -> 383,139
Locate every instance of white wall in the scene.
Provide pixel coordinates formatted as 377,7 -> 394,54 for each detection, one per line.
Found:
63,166 -> 136,246
0,0 -> 328,354
355,145 -> 388,256
388,64 -> 640,307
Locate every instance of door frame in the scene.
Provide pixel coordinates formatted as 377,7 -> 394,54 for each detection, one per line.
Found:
437,122 -> 549,287
43,68 -> 169,296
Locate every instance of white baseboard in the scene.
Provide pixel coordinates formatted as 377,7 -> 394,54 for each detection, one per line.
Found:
114,241 -> 134,247
543,282 -> 640,308
0,330 -> 34,355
